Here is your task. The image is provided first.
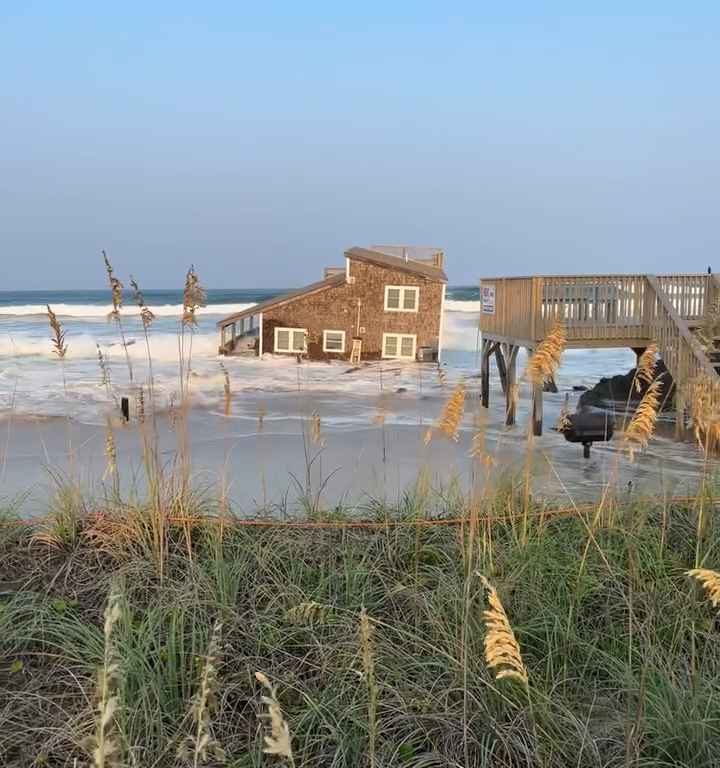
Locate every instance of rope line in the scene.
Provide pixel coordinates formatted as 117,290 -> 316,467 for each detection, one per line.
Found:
3,495 -> 711,532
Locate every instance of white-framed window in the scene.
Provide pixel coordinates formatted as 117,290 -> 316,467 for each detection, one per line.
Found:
384,285 -> 419,312
323,329 -> 346,353
382,333 -> 417,360
274,327 -> 306,354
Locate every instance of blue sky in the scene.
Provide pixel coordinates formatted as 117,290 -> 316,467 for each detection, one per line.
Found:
1,3 -> 718,288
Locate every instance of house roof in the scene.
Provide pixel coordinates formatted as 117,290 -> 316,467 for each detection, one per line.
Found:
217,245 -> 447,328
345,246 -> 447,282
216,273 -> 346,327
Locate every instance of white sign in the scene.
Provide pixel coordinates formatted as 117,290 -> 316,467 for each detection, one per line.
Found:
481,284 -> 496,314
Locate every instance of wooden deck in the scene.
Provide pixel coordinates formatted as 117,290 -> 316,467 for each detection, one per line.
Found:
479,273 -> 720,435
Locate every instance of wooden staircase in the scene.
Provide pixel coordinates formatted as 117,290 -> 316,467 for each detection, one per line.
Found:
479,271 -> 720,435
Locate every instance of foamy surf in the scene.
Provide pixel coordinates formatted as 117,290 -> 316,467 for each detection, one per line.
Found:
0,302 -> 255,318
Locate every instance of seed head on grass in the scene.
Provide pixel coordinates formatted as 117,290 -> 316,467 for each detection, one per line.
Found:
525,321 -> 566,386
635,343 -> 657,392
427,381 -> 466,445
687,375 -> 720,453
686,568 -> 720,608
103,251 -> 123,320
310,411 -> 323,445
479,574 -> 528,687
359,607 -> 378,768
624,378 -> 662,460
47,305 -> 67,359
103,420 -> 117,481
179,621 -> 225,766
286,601 -> 330,626
255,672 -> 295,765
85,585 -> 123,768
129,276 -> 155,328
182,266 -> 207,327
219,362 -> 231,416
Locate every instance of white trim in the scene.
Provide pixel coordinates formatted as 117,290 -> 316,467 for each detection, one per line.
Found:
437,284 -> 446,362
382,333 -> 417,360
258,313 -> 263,356
384,285 -> 419,312
345,256 -> 350,283
273,326 -> 307,354
322,329 -> 346,353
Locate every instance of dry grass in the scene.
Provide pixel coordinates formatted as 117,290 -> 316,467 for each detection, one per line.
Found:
525,321 -> 566,386
624,378 -> 662,460
255,671 -> 295,766
86,585 -> 123,768
46,304 -> 68,359
479,574 -> 528,687
686,568 -> 720,608
635,343 -> 658,392
359,606 -> 378,768
103,250 -> 123,319
219,362 -> 232,416
687,375 -> 720,453
179,620 -> 225,766
129,276 -> 156,328
426,380 -> 466,444
182,265 -> 207,327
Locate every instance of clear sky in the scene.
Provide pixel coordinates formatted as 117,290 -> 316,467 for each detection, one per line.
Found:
1,3 -> 718,289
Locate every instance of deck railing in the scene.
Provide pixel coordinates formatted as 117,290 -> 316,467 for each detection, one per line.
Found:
479,272 -> 720,391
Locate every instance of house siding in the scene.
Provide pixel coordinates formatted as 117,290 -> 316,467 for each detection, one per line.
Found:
262,258 -> 444,361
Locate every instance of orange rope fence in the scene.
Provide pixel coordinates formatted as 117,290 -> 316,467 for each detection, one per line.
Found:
3,495 -> 712,531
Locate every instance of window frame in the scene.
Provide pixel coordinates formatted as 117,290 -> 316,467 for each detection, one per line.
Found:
322,329 -> 346,353
382,333 -> 417,360
274,326 -> 307,354
384,285 -> 419,313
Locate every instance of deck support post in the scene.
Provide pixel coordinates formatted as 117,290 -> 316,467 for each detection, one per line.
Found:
504,343 -> 519,426
527,347 -> 543,436
532,383 -> 543,436
494,344 -> 508,394
675,387 -> 686,441
480,339 -> 491,409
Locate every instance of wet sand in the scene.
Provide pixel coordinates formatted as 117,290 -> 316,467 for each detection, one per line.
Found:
0,381 -> 709,517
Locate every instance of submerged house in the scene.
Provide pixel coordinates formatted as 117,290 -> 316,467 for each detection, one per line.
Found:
218,245 -> 447,362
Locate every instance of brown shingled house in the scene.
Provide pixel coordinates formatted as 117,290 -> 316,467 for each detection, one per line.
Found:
217,245 -> 447,362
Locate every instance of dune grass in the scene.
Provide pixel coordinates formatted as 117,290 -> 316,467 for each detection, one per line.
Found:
2,491 -> 720,767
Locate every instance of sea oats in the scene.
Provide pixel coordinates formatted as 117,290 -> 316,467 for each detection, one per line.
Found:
86,586 -> 123,768
525,321 -> 566,386
129,276 -> 155,328
178,621 -> 225,766
103,420 -> 117,481
103,251 -> 123,320
219,362 -> 231,416
182,266 -> 207,327
686,568 -> 720,608
635,343 -> 657,392
255,671 -> 295,765
47,305 -> 68,359
624,378 -> 662,459
359,607 -> 378,768
478,574 -> 528,687
436,381 -> 466,441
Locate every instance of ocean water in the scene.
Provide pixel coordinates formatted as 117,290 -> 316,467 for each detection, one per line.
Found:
0,285 -> 640,424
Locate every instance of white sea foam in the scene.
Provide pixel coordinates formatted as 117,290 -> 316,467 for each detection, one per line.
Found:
444,299 -> 479,313
0,302 -> 255,318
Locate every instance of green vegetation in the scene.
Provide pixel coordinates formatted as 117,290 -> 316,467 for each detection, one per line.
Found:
2,492 -> 720,767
